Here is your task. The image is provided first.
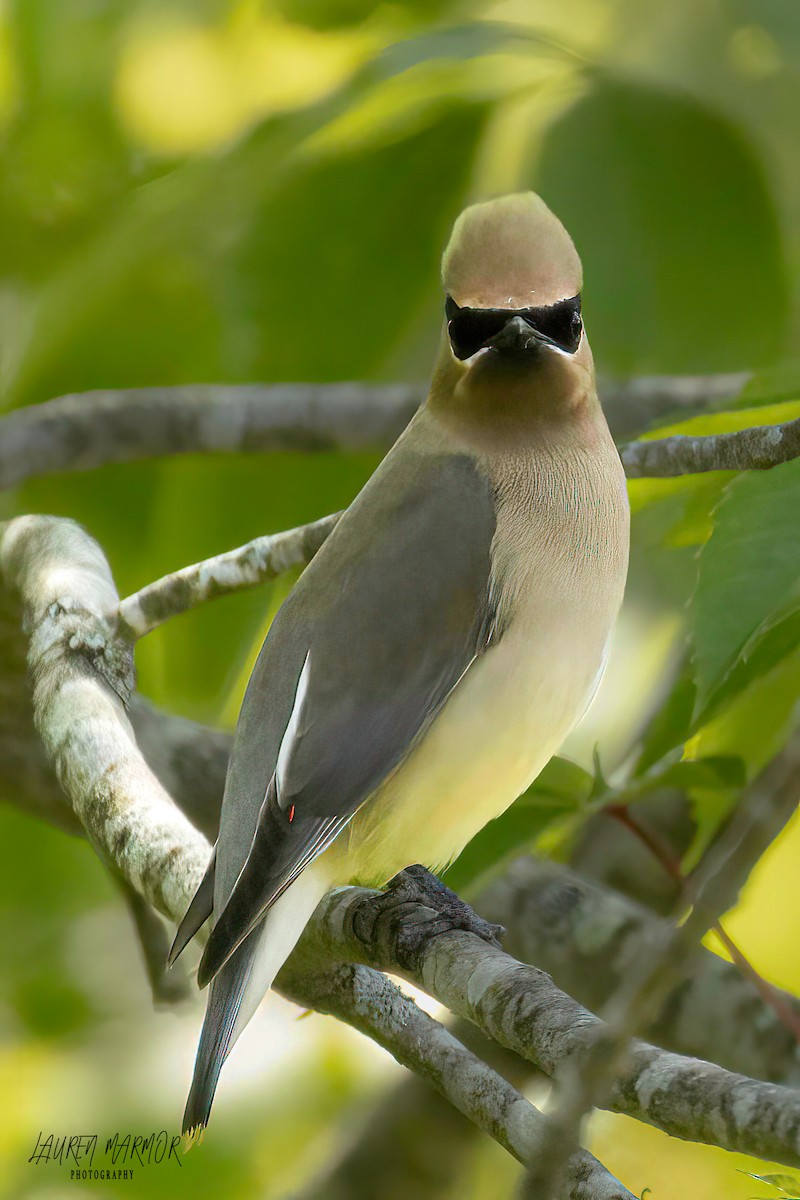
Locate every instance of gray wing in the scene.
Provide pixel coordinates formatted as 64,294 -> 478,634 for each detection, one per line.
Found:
197,417 -> 498,986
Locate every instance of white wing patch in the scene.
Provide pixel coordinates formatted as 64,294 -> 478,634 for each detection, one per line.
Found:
275,650 -> 311,805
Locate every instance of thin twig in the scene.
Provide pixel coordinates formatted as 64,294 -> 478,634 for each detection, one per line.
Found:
714,923 -> 800,1046
606,802 -> 800,1046
117,513 -> 341,639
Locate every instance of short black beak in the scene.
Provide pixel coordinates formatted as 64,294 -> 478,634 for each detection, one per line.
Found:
484,315 -> 546,356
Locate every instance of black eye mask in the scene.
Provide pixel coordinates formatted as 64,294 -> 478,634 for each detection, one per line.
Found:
446,294 -> 582,360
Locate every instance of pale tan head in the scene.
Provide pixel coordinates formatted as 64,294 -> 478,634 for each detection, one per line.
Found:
431,193 -> 596,443
443,192 -> 582,311
438,193 -> 586,373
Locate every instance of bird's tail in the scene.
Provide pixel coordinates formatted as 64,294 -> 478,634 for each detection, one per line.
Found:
182,866 -> 330,1141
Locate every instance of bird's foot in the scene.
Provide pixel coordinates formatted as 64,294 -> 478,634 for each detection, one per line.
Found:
388,865 -> 506,945
352,864 -> 505,972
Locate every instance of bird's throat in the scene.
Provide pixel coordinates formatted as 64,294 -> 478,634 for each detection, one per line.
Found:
428,343 -> 604,456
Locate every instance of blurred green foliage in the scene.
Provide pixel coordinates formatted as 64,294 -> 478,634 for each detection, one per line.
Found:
2,2 -> 800,1199
537,77 -> 788,372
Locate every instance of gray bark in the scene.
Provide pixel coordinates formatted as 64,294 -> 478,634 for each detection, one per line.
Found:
0,373 -> 757,492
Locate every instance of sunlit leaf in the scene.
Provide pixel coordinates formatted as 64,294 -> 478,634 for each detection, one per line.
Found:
687,647 -> 800,775
738,1170 -> 800,1198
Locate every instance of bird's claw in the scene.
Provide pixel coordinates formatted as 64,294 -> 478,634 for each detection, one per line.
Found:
392,864 -> 505,945
353,864 -> 505,970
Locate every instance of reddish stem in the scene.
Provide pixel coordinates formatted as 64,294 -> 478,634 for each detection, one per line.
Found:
713,921 -> 800,1044
605,802 -> 684,882
605,801 -> 800,1046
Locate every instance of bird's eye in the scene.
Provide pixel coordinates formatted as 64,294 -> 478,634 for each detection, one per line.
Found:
444,293 -> 582,360
446,297 -> 509,360
528,295 -> 582,354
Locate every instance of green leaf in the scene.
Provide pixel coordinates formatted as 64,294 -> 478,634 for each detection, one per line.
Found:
698,608 -> 800,728
530,754 -> 596,802
628,658 -> 697,775
736,362 -> 800,409
610,754 -> 745,874
691,457 -> 800,720
535,76 -> 788,374
443,757 -> 593,896
641,754 -> 746,794
681,788 -> 739,874
738,1171 -> 800,1198
688,646 -> 800,776
274,0 -> 454,33
629,475 -> 728,550
629,600 -> 800,785
366,21 -> 576,79
627,403 -> 800,565
2,24 -> 503,408
223,104 -> 487,383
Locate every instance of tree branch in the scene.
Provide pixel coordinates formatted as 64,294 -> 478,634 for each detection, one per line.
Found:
292,1019 -> 532,1200
480,858 -> 800,1087
621,414 -> 800,477
4,513 -> 800,1086
0,515 -> 207,922
281,962 -> 636,1199
117,875 -> 191,1006
128,698 -> 229,842
309,791 -> 800,1200
0,383 -> 423,491
109,405 -> 800,639
302,879 -> 800,1167
600,371 -> 751,438
0,373 -> 754,492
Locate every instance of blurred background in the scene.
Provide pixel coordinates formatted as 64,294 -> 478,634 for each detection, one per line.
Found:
1,1 -> 800,1197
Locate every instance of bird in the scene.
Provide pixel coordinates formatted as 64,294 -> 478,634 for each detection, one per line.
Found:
170,191 -> 630,1140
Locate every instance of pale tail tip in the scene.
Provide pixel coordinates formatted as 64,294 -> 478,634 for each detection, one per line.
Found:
166,936 -> 180,970
166,927 -> 187,969
181,1124 -> 206,1153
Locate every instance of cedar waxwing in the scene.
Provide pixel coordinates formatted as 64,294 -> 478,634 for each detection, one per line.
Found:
171,192 -> 630,1138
